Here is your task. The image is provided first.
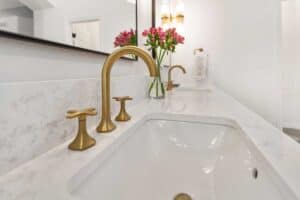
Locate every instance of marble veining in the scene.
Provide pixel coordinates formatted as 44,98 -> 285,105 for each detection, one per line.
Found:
0,85 -> 299,200
0,79 -> 98,176
0,74 -> 148,176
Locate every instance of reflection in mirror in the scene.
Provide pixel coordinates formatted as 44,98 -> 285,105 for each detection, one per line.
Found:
71,20 -> 101,51
0,0 -> 137,56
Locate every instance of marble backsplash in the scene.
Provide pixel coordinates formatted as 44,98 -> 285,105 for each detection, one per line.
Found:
0,75 -> 148,176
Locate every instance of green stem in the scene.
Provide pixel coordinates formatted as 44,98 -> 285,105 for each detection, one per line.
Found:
148,47 -> 168,98
159,49 -> 167,65
157,48 -> 161,62
156,79 -> 158,97
156,48 -> 168,82
148,80 -> 154,97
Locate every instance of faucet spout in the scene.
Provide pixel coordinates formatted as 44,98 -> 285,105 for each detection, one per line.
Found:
167,65 -> 186,91
96,46 -> 157,133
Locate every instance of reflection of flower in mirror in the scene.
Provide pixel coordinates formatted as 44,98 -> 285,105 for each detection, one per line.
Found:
114,29 -> 137,47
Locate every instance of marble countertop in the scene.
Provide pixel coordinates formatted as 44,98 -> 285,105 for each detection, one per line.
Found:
0,85 -> 300,200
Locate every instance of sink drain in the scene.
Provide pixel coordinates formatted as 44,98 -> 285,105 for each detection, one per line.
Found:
174,193 -> 192,200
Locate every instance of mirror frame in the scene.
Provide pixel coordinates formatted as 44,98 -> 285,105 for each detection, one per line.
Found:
152,0 -> 156,28
151,0 -> 156,58
0,1 -> 138,61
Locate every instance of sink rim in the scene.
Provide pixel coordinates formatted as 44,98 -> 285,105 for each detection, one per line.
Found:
67,114 -> 239,189
68,113 -> 298,200
67,113 -> 253,193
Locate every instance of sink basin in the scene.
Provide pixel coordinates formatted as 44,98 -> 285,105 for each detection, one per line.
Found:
69,115 -> 297,200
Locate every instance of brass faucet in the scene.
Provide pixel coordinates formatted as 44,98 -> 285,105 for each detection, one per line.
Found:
167,65 -> 186,91
96,46 -> 157,133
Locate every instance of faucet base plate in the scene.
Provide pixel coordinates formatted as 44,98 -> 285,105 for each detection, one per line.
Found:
96,119 -> 116,133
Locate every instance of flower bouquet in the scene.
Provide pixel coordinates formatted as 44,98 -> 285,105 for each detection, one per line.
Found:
142,27 -> 184,98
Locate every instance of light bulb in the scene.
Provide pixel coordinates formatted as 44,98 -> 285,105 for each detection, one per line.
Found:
175,1 -> 184,24
127,0 -> 136,4
161,3 -> 171,25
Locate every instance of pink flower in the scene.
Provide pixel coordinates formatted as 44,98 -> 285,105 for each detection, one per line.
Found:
114,29 -> 137,47
165,28 -> 185,44
142,27 -> 184,53
142,27 -> 165,41
142,30 -> 149,36
150,27 -> 157,35
177,35 -> 185,44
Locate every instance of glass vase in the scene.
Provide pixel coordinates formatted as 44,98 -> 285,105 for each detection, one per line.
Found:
148,48 -> 168,99
148,75 -> 165,99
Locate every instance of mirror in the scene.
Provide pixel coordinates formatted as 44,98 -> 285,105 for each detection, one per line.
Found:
0,0 -> 137,59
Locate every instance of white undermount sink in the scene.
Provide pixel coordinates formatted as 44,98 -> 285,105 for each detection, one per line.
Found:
68,115 -> 297,200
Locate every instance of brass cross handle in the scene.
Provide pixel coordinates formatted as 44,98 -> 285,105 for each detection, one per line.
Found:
113,96 -> 133,122
66,107 -> 97,119
66,107 -> 97,151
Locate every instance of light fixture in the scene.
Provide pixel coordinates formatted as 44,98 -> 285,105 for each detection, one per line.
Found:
127,0 -> 136,4
160,0 -> 184,28
174,0 -> 184,24
160,0 -> 171,25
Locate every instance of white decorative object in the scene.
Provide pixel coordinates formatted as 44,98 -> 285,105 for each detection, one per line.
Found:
192,48 -> 209,81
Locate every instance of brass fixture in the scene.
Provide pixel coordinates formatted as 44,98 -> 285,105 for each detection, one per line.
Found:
175,14 -> 184,24
174,193 -> 192,200
160,0 -> 185,26
113,96 -> 133,122
167,65 -> 186,91
161,14 -> 171,25
252,168 -> 259,179
66,108 -> 97,151
161,14 -> 185,25
194,48 -> 204,55
96,46 -> 157,133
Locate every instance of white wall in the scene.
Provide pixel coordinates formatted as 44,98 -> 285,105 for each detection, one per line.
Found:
281,0 -> 300,129
156,0 -> 282,127
0,16 -> 18,33
0,7 -> 33,36
34,0 -> 136,53
0,7 -> 33,18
